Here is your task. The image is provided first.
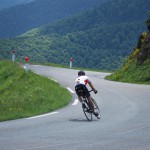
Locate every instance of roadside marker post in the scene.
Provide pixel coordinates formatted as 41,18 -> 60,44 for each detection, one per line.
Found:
12,50 -> 16,62
70,57 -> 73,69
24,56 -> 29,72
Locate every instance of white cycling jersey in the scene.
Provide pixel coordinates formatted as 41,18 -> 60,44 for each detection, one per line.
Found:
75,75 -> 91,85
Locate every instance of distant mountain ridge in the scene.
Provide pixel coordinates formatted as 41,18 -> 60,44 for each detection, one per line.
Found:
0,0 -> 109,38
0,0 -> 34,10
25,0 -> 148,37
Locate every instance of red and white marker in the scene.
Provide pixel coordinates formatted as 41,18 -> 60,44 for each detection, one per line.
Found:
70,57 -> 73,68
24,56 -> 29,72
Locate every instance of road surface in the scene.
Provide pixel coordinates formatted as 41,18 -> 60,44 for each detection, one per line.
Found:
0,65 -> 150,150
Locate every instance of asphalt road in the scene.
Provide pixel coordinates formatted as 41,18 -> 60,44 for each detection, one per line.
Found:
0,65 -> 150,150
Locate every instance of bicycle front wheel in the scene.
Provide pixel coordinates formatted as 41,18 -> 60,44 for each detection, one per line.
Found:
82,99 -> 92,121
92,98 -> 101,119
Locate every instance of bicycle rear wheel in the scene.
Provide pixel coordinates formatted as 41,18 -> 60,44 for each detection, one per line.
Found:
92,98 -> 101,119
82,99 -> 92,121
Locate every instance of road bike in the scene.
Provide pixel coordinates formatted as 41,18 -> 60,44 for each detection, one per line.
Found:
81,90 -> 101,121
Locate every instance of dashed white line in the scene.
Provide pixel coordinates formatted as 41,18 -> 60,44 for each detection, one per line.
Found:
72,99 -> 79,106
66,87 -> 75,94
66,87 -> 79,106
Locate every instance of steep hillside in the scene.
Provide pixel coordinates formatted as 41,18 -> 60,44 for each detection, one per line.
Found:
0,0 -> 109,38
0,0 -> 149,70
106,14 -> 150,84
28,0 -> 148,36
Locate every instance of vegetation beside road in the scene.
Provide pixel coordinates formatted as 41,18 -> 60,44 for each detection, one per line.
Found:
106,59 -> 150,84
0,60 -> 71,121
106,13 -> 150,85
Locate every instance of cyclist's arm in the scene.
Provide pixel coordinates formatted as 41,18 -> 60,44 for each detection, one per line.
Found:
88,82 -> 97,93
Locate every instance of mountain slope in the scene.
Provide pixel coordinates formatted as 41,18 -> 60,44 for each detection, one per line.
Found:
0,0 -> 149,71
0,0 -> 109,38
106,14 -> 150,84
31,0 -> 148,36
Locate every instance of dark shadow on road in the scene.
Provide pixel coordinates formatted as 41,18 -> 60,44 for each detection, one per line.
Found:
69,118 -> 97,122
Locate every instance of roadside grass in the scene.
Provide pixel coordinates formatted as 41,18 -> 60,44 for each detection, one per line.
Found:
0,60 -> 71,121
106,59 -> 150,85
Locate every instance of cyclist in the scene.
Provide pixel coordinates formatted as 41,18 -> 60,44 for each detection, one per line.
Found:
75,70 -> 99,117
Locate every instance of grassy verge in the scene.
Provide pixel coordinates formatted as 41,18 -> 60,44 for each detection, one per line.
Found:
106,59 -> 150,84
0,60 -> 71,121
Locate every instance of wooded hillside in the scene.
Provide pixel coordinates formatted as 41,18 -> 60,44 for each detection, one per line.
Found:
0,0 -> 108,38
106,13 -> 150,84
0,0 -> 149,71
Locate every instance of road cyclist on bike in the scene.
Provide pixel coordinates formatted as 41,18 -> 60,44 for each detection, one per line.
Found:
75,70 -> 100,118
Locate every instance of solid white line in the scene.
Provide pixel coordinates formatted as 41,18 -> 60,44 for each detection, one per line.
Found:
26,112 -> 58,120
72,99 -> 79,106
66,87 -> 75,94
49,78 -> 58,83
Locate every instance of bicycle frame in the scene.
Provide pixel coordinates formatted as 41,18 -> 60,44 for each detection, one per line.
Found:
81,90 -> 100,121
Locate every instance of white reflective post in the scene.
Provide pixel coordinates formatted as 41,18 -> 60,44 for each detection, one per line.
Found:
70,57 -> 73,69
12,50 -> 16,62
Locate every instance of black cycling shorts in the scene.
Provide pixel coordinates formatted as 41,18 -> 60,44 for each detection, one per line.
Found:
75,84 -> 90,98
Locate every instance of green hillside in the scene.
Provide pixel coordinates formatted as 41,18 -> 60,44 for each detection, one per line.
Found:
0,0 -> 149,70
0,0 -> 108,38
0,60 -> 71,121
106,14 -> 150,84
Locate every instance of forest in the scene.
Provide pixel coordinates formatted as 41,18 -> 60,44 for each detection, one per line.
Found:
0,0 -> 149,71
106,13 -> 150,83
0,0 -> 108,38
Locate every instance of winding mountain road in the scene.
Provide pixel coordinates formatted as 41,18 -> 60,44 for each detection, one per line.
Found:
0,65 -> 150,150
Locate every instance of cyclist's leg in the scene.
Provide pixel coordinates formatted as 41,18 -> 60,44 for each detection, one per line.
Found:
87,94 -> 99,117
83,86 -> 94,112
75,85 -> 84,103
75,84 -> 87,102
87,96 -> 94,112
78,96 -> 82,103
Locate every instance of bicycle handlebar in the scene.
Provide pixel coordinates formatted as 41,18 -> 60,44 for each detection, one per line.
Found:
89,90 -> 93,92
89,90 -> 98,94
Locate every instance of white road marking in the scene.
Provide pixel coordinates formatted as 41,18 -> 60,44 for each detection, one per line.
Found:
72,99 -> 79,106
49,78 -> 58,83
66,87 -> 75,94
66,87 -> 79,105
26,112 -> 58,120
